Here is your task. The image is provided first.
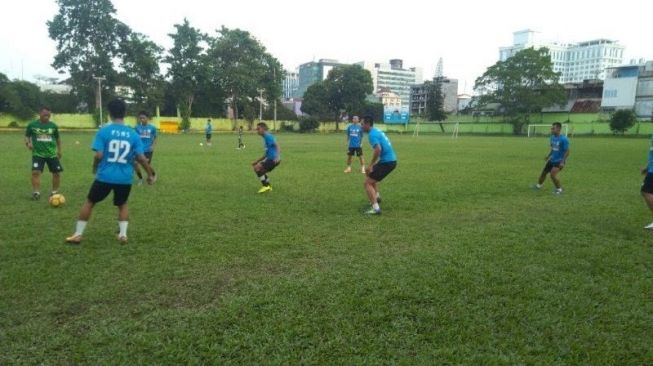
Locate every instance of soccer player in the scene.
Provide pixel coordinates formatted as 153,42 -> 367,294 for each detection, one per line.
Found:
532,122 -> 570,194
66,99 -> 154,244
205,119 -> 212,146
344,115 -> 365,174
237,125 -> 245,149
640,135 -> 653,229
361,115 -> 397,215
251,122 -> 280,193
133,111 -> 157,184
24,106 -> 63,200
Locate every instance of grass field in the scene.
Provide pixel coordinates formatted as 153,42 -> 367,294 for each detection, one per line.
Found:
1,131 -> 652,364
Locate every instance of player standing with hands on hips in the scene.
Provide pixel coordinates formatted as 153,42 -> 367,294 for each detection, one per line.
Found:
640,134 -> 653,229
344,115 -> 365,174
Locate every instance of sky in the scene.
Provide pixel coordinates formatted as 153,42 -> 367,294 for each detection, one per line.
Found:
1,0 -> 652,94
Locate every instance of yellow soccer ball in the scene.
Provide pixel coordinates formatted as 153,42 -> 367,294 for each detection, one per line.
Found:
49,193 -> 66,208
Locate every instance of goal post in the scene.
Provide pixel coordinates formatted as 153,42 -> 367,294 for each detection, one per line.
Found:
527,124 -> 569,137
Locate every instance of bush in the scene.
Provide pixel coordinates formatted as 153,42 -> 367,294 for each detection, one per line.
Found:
8,121 -> 19,128
609,109 -> 637,134
280,122 -> 295,132
298,117 -> 320,133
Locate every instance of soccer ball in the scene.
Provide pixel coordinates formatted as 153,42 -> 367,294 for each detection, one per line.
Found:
49,193 -> 66,208
200,142 -> 204,146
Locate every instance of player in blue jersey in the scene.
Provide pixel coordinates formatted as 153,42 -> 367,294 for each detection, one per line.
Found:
532,122 -> 570,194
361,115 -> 397,215
252,122 -> 280,193
640,135 -> 653,229
205,119 -> 213,146
66,99 -> 155,244
344,115 -> 366,174
133,111 -> 157,184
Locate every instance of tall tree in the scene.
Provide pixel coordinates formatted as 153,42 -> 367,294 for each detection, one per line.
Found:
326,65 -> 373,131
120,32 -> 164,113
207,27 -> 282,129
301,82 -> 331,120
426,78 -> 447,122
165,19 -> 209,130
301,65 -> 373,130
48,0 -> 131,114
474,47 -> 565,134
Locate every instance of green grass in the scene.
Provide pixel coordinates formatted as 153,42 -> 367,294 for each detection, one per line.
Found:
1,131 -> 652,365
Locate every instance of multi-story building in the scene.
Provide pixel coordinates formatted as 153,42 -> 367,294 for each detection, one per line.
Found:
356,59 -> 422,107
377,87 -> 402,108
499,30 -> 625,83
601,60 -> 653,118
410,77 -> 459,115
296,59 -> 346,98
283,70 -> 299,100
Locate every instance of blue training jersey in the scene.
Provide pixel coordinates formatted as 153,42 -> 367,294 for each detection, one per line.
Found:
135,123 -> 157,152
346,123 -> 363,148
263,132 -> 279,160
205,123 -> 212,134
368,127 -> 397,163
648,135 -> 653,173
549,134 -> 569,163
92,123 -> 145,185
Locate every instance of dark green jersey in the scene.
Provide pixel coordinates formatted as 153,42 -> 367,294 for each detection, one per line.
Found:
25,120 -> 60,158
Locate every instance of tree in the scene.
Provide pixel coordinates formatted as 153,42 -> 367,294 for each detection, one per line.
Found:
48,0 -> 131,113
325,65 -> 373,131
609,109 -> 637,134
301,82 -> 331,121
165,19 -> 209,131
120,32 -> 164,113
207,27 -> 282,129
426,78 -> 447,122
0,74 -> 41,121
474,47 -> 565,134
301,65 -> 373,130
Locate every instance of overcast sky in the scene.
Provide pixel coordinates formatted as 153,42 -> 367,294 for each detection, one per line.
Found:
1,0 -> 651,94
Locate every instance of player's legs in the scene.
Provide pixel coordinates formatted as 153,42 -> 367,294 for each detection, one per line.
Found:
134,161 -> 143,182
66,181 -> 109,243
30,157 -> 45,199
145,152 -> 155,176
345,149 -> 353,172
357,150 -> 366,173
52,173 -> 61,193
113,184 -> 132,242
364,177 -> 381,214
641,192 -> 653,211
550,166 -> 563,193
31,170 -> 42,198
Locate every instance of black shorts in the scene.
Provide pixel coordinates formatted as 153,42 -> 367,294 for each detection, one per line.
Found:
642,173 -> 653,194
144,151 -> 154,163
369,161 -> 397,182
262,159 -> 280,173
206,133 -> 212,140
542,161 -> 563,174
347,147 -> 363,157
87,180 -> 132,206
32,156 -> 63,173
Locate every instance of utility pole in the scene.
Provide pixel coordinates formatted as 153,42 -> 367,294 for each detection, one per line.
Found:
273,68 -> 277,131
93,75 -> 106,127
258,88 -> 264,122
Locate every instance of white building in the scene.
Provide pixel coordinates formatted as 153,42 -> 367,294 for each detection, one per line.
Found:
499,30 -> 625,83
601,60 -> 653,118
356,59 -> 423,107
283,69 -> 299,100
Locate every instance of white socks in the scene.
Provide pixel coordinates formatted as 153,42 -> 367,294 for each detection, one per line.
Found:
74,221 -> 87,236
118,221 -> 128,237
372,203 -> 380,211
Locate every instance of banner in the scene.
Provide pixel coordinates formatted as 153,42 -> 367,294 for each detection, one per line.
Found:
384,106 -> 410,124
